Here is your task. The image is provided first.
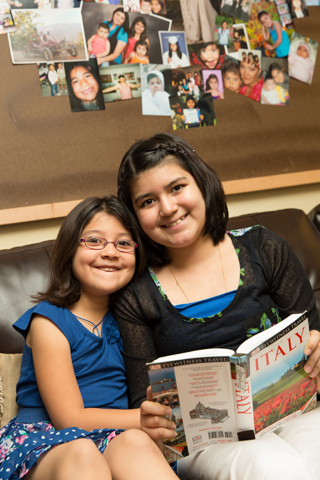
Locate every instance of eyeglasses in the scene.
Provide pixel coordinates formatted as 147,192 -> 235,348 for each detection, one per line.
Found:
79,236 -> 137,253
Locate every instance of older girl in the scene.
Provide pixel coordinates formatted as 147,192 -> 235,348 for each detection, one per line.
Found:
124,16 -> 149,61
115,132 -> 320,480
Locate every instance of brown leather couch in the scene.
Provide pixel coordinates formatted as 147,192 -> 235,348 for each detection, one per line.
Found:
1,205 -> 320,425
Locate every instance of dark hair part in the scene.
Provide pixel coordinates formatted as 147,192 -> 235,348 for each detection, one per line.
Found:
257,9 -> 269,20
119,74 -> 125,79
129,15 -> 147,41
117,133 -> 228,266
186,94 -> 196,104
35,195 -> 145,307
221,20 -> 228,26
65,60 -> 104,112
206,73 -> 219,91
222,58 -> 240,76
134,38 -> 149,54
169,40 -> 183,60
269,62 -> 284,73
98,22 -> 109,30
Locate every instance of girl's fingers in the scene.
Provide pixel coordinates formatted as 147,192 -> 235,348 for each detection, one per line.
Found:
304,330 -> 320,376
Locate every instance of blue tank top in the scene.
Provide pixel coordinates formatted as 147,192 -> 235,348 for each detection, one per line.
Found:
175,290 -> 237,318
14,301 -> 128,421
269,23 -> 290,57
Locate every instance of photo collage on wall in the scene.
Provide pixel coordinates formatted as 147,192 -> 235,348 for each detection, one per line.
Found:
4,0 -> 319,124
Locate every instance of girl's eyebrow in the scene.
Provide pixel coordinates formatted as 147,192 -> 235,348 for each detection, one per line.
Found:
82,229 -> 132,238
134,177 -> 187,204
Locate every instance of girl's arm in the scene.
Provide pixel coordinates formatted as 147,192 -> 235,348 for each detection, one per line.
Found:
123,52 -> 133,64
97,40 -> 127,66
261,24 -> 270,41
129,83 -> 141,89
219,90 -> 224,99
102,83 -> 120,93
265,21 -> 282,50
29,315 -> 140,431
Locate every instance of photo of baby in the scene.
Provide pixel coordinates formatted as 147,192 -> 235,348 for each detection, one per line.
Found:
221,56 -> 242,93
261,57 -> 289,105
288,33 -> 318,84
141,64 -> 172,115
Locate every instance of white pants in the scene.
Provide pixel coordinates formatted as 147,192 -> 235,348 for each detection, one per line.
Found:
178,402 -> 320,480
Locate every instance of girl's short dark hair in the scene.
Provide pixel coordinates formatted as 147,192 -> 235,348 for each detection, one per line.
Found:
117,133 -> 228,266
134,39 -> 149,54
35,195 -> 145,307
65,60 -> 104,112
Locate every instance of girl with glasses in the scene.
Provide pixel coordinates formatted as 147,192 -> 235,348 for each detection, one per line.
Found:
0,194 -> 178,480
115,133 -> 320,480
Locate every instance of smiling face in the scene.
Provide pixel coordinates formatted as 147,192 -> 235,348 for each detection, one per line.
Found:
148,76 -> 163,95
297,45 -> 309,58
186,98 -> 196,109
72,213 -> 136,300
131,160 -> 207,254
136,44 -> 147,56
200,44 -> 220,69
240,60 -> 260,86
134,20 -> 145,35
264,78 -> 276,91
170,42 -> 178,52
271,68 -> 285,84
70,66 -> 99,103
259,13 -> 273,28
151,0 -> 161,13
221,21 -> 228,30
113,10 -> 126,26
223,71 -> 241,91
209,77 -> 218,90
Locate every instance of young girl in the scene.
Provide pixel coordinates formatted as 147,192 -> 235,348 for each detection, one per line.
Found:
57,62 -> 67,95
103,74 -> 141,100
124,39 -> 149,64
65,61 -> 105,112
162,36 -> 189,68
258,10 -> 290,58
142,70 -> 171,115
289,40 -> 315,84
218,20 -> 230,46
291,0 -> 308,18
151,0 -> 164,15
124,16 -> 149,61
0,195 -> 178,480
205,73 -> 224,99
222,58 -> 242,92
48,63 -> 60,97
190,42 -> 225,70
269,61 -> 289,90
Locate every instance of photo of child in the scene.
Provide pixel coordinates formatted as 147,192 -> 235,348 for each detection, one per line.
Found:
87,22 -> 110,67
221,56 -> 242,93
288,33 -> 318,84
57,61 -> 68,94
279,12 -> 294,27
216,18 -> 231,46
124,0 -> 140,12
141,65 -> 171,115
290,0 -> 308,18
100,63 -> 141,102
202,70 -> 224,99
65,58 -> 105,112
140,0 -> 152,14
124,39 -> 149,63
257,9 -> 291,57
169,92 -> 216,130
160,32 -> 190,69
171,65 -> 202,100
227,24 -> 249,53
188,42 -> 225,70
151,0 -> 166,15
261,75 -> 288,105
48,63 -> 60,96
0,10 -> 15,34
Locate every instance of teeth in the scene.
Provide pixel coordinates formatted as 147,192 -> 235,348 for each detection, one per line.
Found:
164,214 -> 187,228
99,267 -> 118,272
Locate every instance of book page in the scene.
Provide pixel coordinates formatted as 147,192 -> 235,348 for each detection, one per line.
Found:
174,358 -> 238,454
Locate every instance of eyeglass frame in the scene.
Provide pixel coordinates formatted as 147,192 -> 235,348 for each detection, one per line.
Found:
78,236 -> 138,253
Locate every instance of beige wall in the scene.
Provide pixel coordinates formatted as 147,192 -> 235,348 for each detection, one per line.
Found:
1,183 -> 319,251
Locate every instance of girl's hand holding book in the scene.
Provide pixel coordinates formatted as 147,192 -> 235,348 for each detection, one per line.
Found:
140,386 -> 177,446
304,330 -> 320,379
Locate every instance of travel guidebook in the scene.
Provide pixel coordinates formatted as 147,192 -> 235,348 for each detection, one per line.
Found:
147,312 -> 317,463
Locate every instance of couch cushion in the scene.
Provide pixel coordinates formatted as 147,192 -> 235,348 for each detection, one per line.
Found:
0,353 -> 22,427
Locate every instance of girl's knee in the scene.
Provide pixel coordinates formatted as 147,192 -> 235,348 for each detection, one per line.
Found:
111,429 -> 158,453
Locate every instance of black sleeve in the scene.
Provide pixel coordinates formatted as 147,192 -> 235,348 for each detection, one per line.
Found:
258,228 -> 320,331
113,281 -> 158,409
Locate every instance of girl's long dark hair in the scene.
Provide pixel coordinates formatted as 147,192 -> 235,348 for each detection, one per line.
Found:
34,195 -> 145,307
65,60 -> 104,112
111,7 -> 129,34
129,15 -> 147,41
206,73 -> 219,92
169,40 -> 182,59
